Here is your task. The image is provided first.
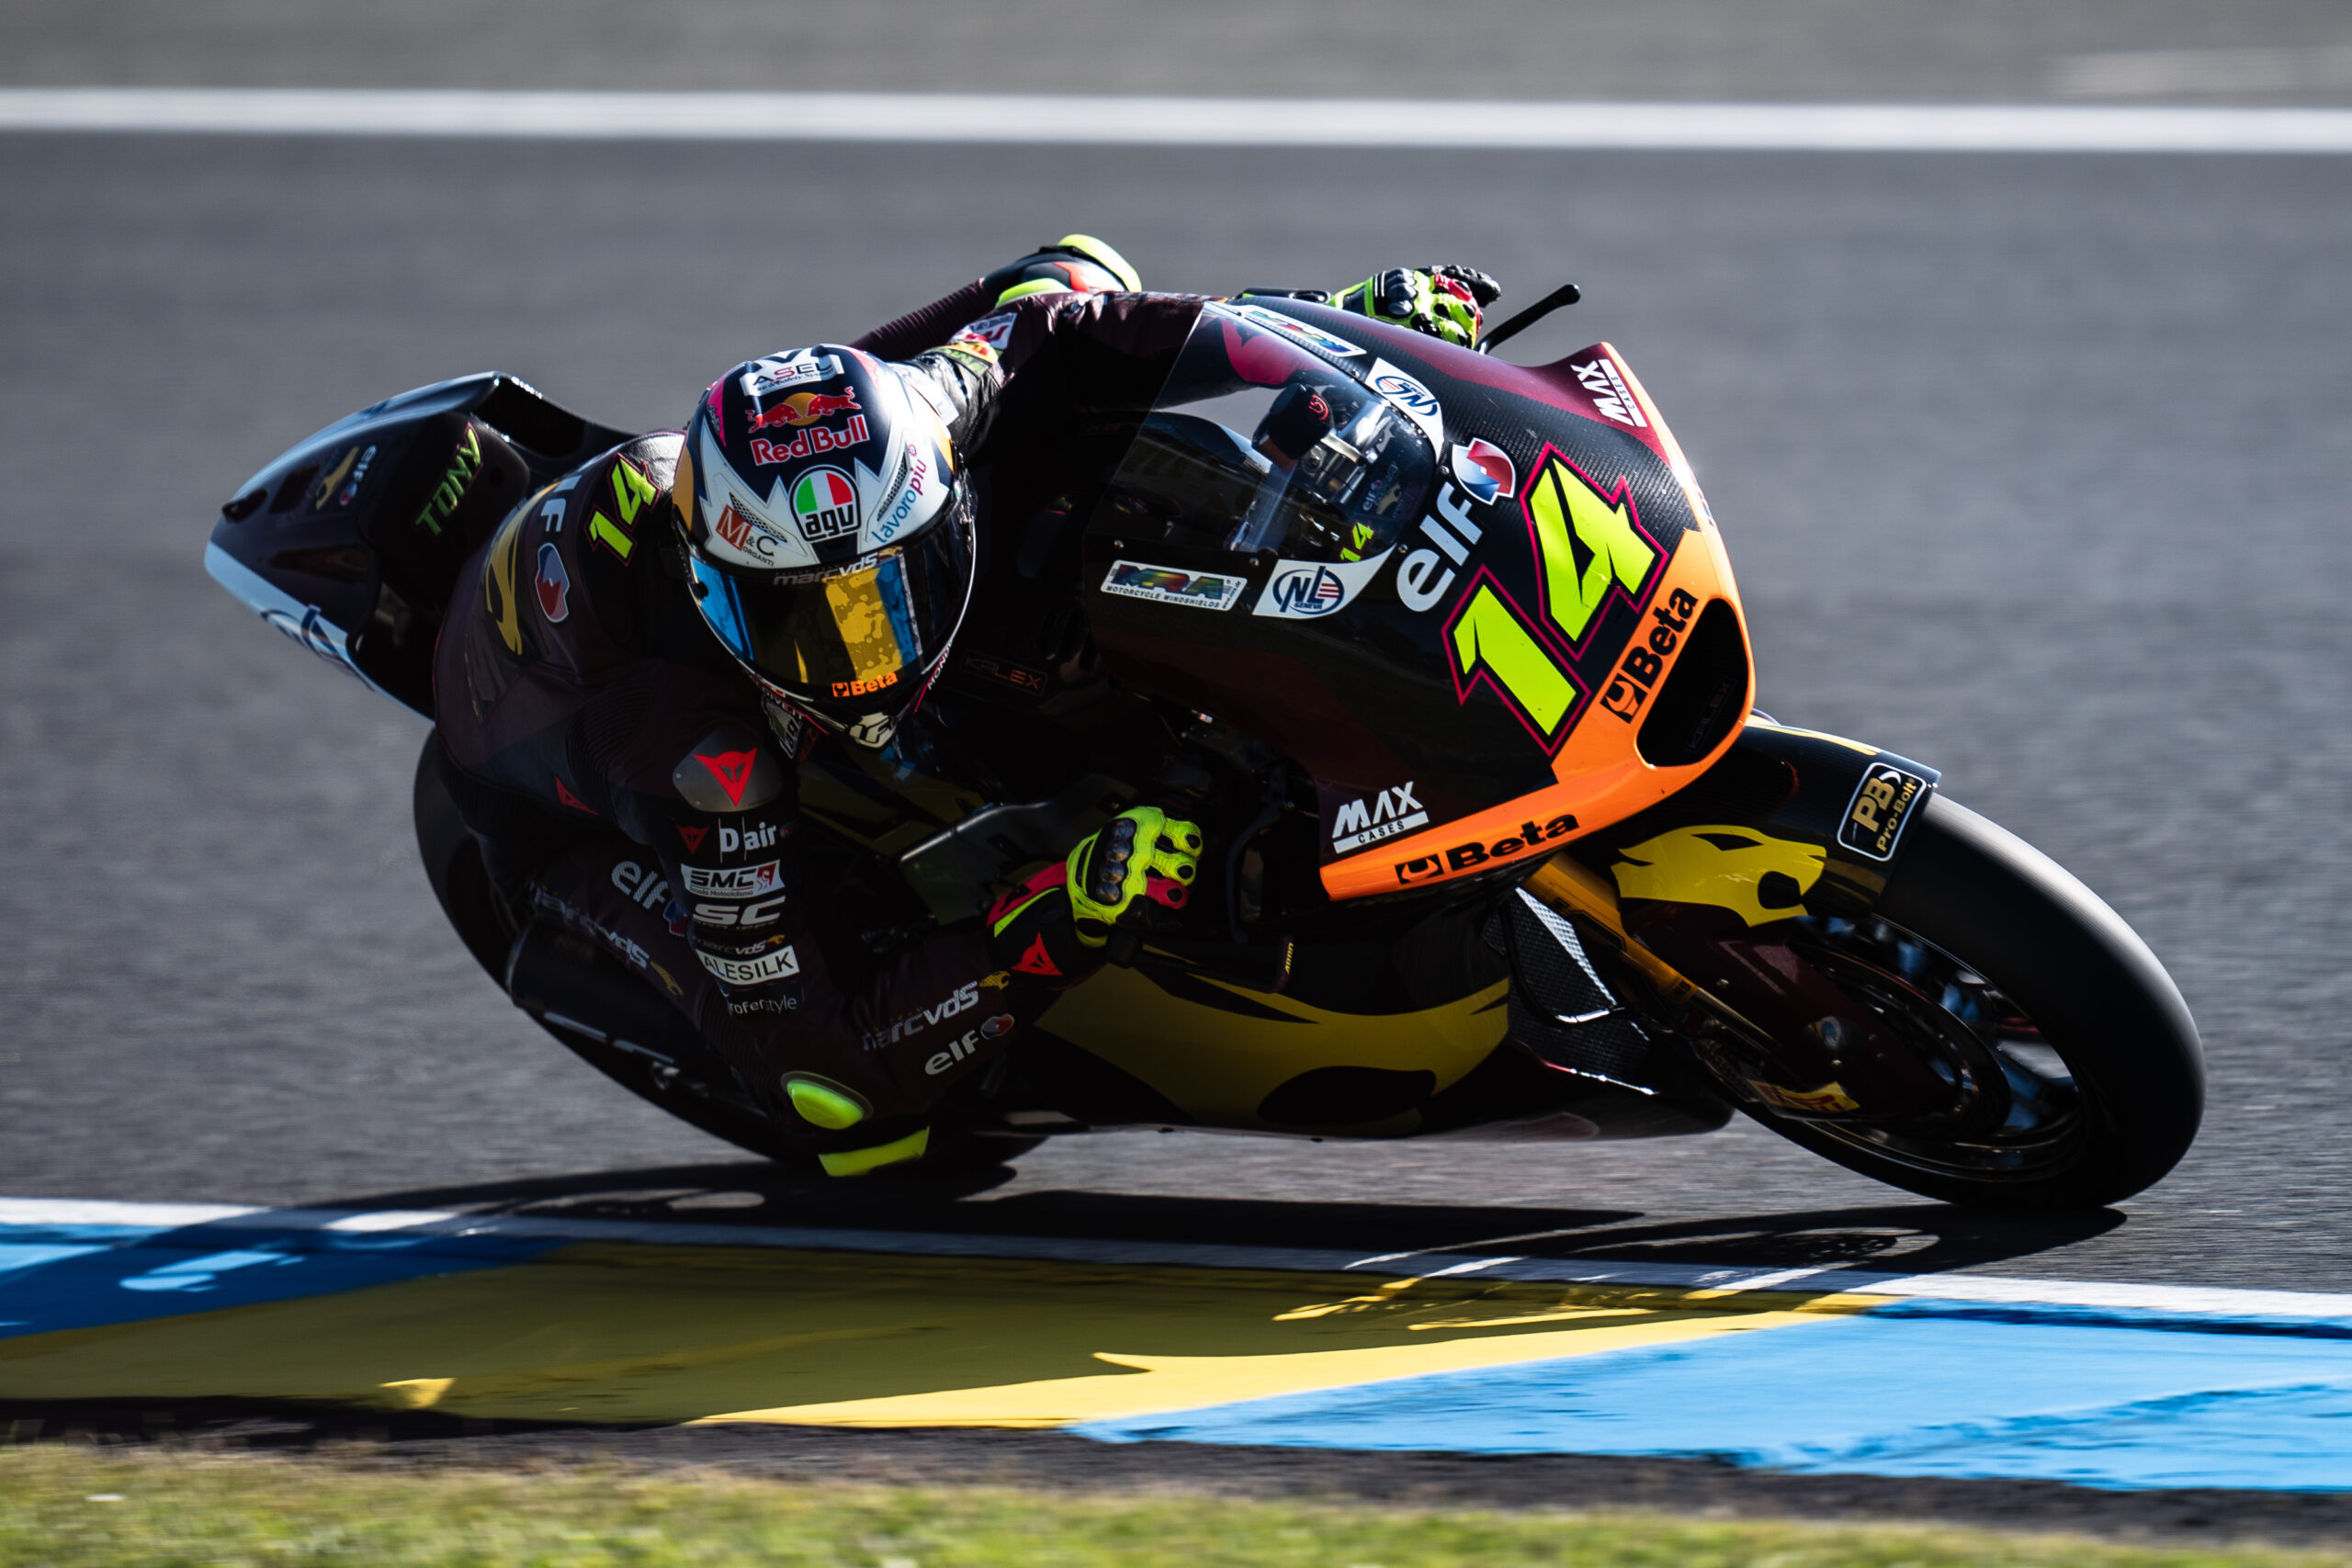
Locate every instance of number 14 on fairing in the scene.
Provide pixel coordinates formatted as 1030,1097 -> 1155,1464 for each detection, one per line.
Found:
1442,450 -> 1664,748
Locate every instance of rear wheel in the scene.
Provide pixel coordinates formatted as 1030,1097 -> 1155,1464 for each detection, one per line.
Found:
1732,796 -> 2203,1210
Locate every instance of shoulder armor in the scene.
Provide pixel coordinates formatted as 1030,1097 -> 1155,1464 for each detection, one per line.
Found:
672,723 -> 786,813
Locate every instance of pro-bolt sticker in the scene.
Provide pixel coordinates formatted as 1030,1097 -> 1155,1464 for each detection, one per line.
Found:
1839,762 -> 1930,861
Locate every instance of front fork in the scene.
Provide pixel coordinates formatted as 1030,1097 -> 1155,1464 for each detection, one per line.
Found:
1516,720 -> 1952,1123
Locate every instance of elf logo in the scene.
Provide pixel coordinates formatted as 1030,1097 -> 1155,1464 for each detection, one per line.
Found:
718,821 -> 779,855
608,860 -> 671,912
925,1014 -> 1017,1076
1330,782 -> 1430,854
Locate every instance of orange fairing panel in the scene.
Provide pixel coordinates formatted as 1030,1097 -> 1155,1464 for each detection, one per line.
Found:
1321,344 -> 1753,901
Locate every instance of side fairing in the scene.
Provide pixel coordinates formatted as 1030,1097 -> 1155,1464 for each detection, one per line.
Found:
1080,300 -> 1753,903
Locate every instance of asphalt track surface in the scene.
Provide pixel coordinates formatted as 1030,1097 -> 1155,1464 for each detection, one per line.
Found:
7,0 -> 2352,105
3,129 -> 2352,1297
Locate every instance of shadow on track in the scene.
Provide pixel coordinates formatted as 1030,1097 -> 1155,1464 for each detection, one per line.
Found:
322,1159 -> 2123,1278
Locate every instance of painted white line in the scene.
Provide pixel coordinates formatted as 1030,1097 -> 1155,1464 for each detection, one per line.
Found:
2,89 -> 2352,153
7,1195 -> 2352,1326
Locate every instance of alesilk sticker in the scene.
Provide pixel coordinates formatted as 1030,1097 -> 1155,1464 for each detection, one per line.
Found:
1101,559 -> 1247,611
696,943 -> 800,987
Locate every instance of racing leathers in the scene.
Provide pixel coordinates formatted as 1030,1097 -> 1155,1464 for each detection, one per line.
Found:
431,283 -> 1215,1169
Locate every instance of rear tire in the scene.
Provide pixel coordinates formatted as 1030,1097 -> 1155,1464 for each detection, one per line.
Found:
1743,795 -> 2203,1210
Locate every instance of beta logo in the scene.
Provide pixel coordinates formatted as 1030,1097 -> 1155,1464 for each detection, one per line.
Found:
831,671 -> 899,700
1101,559 -> 1247,611
683,859 -> 782,898
1330,781 -> 1430,855
1598,588 -> 1701,724
1571,355 -> 1648,428
749,414 -> 869,466
1838,763 -> 1929,862
1394,812 -> 1579,884
533,541 -> 571,623
1450,439 -> 1517,503
790,468 -> 859,542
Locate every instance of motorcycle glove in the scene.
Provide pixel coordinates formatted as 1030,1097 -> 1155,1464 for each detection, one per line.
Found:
1068,807 -> 1203,947
1331,265 -> 1500,347
984,807 -> 1204,982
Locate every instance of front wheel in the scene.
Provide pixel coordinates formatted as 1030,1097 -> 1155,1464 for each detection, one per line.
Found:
1734,796 -> 2204,1210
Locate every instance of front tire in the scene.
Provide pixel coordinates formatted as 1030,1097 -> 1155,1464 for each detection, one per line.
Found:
1740,795 -> 2203,1210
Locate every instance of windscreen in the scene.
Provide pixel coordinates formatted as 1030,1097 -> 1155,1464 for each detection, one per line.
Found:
1091,307 -> 1435,565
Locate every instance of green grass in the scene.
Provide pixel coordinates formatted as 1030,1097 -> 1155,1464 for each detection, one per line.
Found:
0,1444 -> 2336,1568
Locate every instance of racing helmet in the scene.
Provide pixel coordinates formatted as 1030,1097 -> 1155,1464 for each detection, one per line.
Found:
673,345 -> 973,749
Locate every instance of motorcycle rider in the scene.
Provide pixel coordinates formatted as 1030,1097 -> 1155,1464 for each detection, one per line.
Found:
432,236 -> 1500,1174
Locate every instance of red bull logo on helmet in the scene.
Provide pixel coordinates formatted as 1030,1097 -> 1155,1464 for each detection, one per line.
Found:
790,468 -> 860,542
749,414 -> 868,466
749,389 -> 862,433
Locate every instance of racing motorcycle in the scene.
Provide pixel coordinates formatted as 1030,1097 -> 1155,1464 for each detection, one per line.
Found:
204,287 -> 2203,1210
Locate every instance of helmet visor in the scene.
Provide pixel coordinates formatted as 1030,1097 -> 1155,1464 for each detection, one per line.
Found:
689,514 -> 971,710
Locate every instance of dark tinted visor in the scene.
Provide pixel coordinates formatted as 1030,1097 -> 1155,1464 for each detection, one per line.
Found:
687,515 -> 971,711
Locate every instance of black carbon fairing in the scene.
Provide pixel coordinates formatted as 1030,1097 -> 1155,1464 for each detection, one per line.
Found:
204,373 -> 631,716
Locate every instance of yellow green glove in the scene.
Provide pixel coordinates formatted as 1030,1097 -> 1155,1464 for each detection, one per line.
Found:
1067,807 -> 1204,948
1332,265 -> 1500,347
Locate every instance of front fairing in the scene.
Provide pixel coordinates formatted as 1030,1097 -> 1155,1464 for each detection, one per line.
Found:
1080,299 -> 1753,901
